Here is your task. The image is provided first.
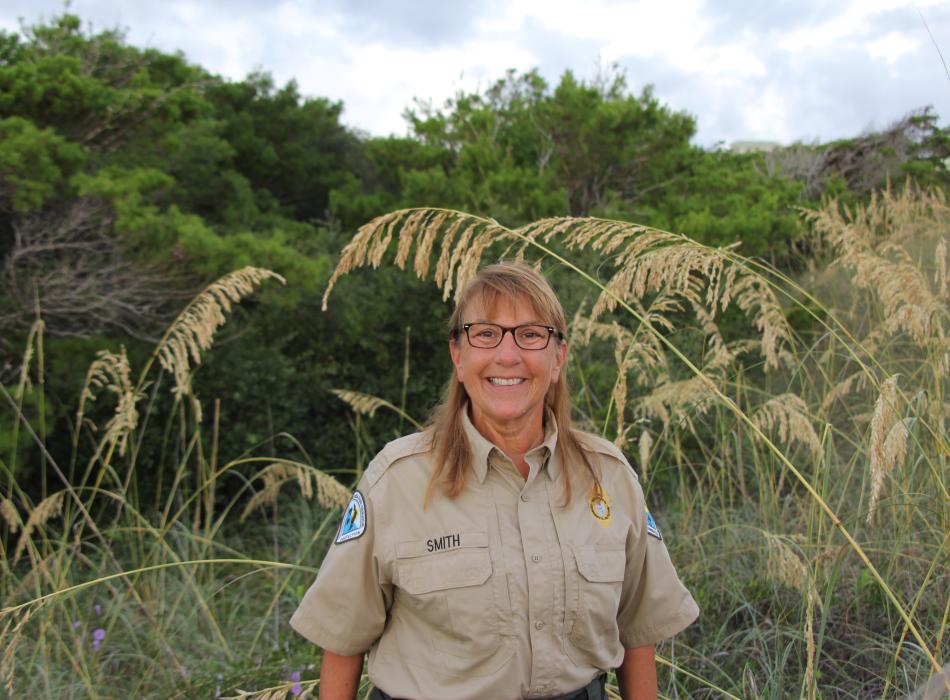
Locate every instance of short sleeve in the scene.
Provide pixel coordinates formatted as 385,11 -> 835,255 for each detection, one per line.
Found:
616,474 -> 699,649
290,477 -> 392,655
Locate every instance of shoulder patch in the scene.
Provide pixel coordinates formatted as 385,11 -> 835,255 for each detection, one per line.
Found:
363,431 -> 432,487
335,491 -> 367,544
645,509 -> 662,540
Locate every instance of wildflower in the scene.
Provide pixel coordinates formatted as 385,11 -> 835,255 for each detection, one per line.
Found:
94,604 -> 102,616
290,670 -> 302,697
92,628 -> 105,651
72,621 -> 80,630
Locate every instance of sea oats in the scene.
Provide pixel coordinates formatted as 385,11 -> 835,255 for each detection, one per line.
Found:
323,210 -> 792,369
241,463 -> 296,519
433,216 -> 468,289
612,337 -> 628,445
14,491 -> 65,563
15,319 -> 44,397
157,267 -> 284,398
0,498 -> 19,533
241,462 -> 350,520
413,212 -> 449,279
80,347 -> 143,456
330,389 -> 389,419
0,605 -> 36,696
935,237 -> 948,299
394,209 -> 429,269
764,532 -> 812,599
638,375 -> 717,429
866,417 -> 911,525
821,370 -> 866,414
763,532 -> 820,693
638,429 -> 653,478
322,211 -> 399,309
805,182 -> 950,362
752,394 -> 822,458
867,375 -> 900,524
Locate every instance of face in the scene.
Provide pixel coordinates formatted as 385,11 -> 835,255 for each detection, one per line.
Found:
449,296 -> 567,438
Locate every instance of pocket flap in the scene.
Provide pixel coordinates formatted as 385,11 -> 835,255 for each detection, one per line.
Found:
397,548 -> 492,595
573,544 -> 626,583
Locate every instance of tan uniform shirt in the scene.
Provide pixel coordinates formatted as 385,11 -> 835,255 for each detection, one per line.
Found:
291,409 -> 698,700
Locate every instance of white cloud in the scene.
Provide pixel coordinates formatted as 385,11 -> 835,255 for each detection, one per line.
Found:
0,0 -> 947,145
867,31 -> 920,65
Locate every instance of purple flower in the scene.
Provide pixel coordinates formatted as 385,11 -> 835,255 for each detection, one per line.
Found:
290,670 -> 302,697
72,620 -> 80,630
94,604 -> 102,616
91,628 -> 105,651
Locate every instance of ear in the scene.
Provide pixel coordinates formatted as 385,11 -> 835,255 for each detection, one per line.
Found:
449,335 -> 463,381
550,340 -> 568,382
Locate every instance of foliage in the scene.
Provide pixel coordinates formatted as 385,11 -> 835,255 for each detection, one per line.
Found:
1,13 -> 949,696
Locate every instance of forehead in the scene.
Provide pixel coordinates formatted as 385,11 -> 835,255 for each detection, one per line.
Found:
463,292 -> 546,322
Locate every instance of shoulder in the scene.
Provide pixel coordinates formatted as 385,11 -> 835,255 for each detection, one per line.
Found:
571,429 -> 645,495
572,429 -> 633,469
363,430 -> 434,488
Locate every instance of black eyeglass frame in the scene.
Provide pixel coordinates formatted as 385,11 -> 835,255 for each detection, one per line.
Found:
457,322 -> 562,350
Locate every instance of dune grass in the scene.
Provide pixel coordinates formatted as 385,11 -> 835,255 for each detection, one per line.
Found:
2,187 -> 949,698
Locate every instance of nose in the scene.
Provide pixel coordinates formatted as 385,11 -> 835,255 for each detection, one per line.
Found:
495,329 -> 522,361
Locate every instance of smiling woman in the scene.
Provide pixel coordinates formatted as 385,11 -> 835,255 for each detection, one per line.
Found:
291,262 -> 699,700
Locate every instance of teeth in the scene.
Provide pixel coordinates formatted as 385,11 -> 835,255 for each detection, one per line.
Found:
489,377 -> 524,386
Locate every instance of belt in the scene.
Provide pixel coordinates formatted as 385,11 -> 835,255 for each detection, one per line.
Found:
368,673 -> 607,700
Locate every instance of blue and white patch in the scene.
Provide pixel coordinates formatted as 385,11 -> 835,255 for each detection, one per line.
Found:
645,510 -> 662,540
335,491 -> 366,544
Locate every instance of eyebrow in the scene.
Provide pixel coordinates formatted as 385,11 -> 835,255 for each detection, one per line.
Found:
469,319 -> 548,325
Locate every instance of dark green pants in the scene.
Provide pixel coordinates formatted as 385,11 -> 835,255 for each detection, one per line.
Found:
369,672 -> 607,700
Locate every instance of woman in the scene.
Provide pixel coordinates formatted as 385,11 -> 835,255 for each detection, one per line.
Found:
291,263 -> 698,700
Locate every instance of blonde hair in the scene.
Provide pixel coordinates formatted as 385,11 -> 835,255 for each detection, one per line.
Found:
425,262 -> 597,505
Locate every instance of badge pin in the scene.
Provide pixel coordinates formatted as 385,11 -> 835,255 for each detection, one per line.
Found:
589,484 -> 611,527
335,491 -> 367,544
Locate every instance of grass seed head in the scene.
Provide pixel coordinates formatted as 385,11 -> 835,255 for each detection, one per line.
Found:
867,375 -> 902,524
14,491 -> 65,563
0,498 -> 19,533
158,267 -> 284,399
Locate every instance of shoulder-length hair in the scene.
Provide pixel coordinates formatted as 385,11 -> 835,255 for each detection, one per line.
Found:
425,262 -> 597,505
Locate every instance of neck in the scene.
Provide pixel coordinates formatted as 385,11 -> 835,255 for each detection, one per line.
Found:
470,407 -> 545,476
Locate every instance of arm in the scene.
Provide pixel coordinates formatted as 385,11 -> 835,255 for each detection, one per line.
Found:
319,650 -> 364,700
616,645 -> 657,700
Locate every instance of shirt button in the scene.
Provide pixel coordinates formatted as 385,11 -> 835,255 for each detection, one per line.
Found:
534,620 -> 545,630
520,493 -> 528,502
531,554 -> 542,563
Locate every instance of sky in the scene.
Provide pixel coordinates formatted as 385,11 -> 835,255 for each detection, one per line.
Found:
2,0 -> 949,148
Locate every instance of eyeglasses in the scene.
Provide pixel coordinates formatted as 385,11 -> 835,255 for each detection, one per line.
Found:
459,323 -> 560,350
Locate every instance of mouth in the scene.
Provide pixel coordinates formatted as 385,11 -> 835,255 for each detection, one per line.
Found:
488,377 -> 525,386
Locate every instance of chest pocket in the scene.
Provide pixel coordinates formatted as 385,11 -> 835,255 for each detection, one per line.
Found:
566,542 -> 626,668
389,532 -> 513,676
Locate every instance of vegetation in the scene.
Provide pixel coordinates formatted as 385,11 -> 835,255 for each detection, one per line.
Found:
1,13 -> 948,699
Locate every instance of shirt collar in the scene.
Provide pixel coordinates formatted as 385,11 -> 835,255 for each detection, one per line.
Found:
461,404 -> 560,483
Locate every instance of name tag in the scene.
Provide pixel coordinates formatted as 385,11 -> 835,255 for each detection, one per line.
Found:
396,531 -> 489,558
427,533 -> 461,552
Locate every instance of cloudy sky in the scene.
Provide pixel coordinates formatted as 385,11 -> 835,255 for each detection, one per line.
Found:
3,0 -> 949,147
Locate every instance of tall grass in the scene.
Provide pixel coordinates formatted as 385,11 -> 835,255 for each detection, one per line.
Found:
1,187 -> 948,698
1,267 -> 347,698
321,182 -> 949,697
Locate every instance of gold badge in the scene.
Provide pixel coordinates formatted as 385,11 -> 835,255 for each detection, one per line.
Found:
589,484 -> 611,527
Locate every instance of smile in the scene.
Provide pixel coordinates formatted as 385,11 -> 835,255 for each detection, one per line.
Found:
488,377 -> 525,386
